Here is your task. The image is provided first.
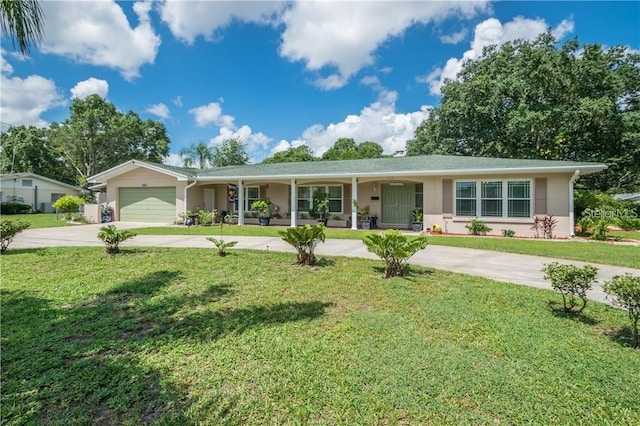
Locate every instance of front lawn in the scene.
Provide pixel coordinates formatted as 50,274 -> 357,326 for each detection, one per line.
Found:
134,225 -> 640,268
2,247 -> 639,424
2,213 -> 75,228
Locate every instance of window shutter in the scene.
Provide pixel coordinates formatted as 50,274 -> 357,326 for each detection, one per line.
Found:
442,179 -> 453,214
535,178 -> 547,215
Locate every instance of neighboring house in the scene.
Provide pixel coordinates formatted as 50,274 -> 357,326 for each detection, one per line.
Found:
613,193 -> 640,204
87,155 -> 607,238
0,173 -> 84,213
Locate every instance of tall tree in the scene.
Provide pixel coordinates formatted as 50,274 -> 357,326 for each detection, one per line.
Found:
211,138 -> 249,167
179,142 -> 213,169
0,125 -> 73,182
262,145 -> 316,163
50,94 -> 170,185
0,0 -> 45,56
406,33 -> 640,191
357,141 -> 384,159
322,138 -> 359,160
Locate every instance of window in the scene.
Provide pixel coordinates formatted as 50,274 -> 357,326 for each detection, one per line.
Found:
481,181 -> 502,217
245,186 -> 260,211
455,181 -> 476,216
454,180 -> 531,218
297,185 -> 343,213
22,179 -> 32,187
415,183 -> 423,209
508,181 -> 530,218
51,193 -> 65,202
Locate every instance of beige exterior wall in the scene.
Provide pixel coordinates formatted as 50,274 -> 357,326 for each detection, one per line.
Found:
105,168 -> 185,222
0,176 -> 81,212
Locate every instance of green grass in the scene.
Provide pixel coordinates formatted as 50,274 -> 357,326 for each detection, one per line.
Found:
134,224 -> 640,268
609,230 -> 640,241
2,247 -> 639,424
1,213 -> 75,228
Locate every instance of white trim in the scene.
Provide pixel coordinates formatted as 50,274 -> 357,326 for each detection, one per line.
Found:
0,172 -> 83,191
87,160 -> 189,183
453,178 -> 534,220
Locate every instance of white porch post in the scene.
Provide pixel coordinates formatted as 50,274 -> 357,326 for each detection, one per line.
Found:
290,178 -> 297,227
569,170 -> 580,238
351,176 -> 358,230
237,180 -> 244,226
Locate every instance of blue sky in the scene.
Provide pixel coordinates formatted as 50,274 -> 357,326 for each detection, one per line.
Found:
1,1 -> 639,165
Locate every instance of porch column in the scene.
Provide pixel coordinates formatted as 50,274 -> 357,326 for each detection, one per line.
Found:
568,170 -> 580,238
237,180 -> 244,226
351,176 -> 358,230
290,178 -> 297,227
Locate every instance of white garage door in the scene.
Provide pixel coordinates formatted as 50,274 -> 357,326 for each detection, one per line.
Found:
119,187 -> 176,223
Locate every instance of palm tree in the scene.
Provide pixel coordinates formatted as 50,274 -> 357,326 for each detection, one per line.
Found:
1,0 -> 45,56
180,142 -> 213,169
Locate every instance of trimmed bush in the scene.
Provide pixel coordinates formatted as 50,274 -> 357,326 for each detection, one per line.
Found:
604,274 -> 640,348
97,225 -> 136,254
53,195 -> 84,220
279,224 -> 326,266
0,201 -> 32,215
542,262 -> 599,313
501,229 -> 515,238
0,219 -> 30,253
363,230 -> 429,278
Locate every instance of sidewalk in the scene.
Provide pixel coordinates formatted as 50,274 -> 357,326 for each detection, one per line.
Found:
11,223 -> 639,305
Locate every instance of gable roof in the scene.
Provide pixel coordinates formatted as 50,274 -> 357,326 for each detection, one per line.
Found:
0,172 -> 84,191
87,155 -> 607,184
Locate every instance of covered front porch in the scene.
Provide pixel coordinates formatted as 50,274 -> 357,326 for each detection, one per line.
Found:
185,177 -> 425,230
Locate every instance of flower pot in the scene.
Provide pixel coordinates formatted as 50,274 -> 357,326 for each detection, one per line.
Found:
317,218 -> 328,226
412,221 -> 423,232
361,220 -> 371,230
258,217 -> 270,226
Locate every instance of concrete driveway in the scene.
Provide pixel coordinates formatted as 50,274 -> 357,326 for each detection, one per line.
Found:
11,222 -> 639,305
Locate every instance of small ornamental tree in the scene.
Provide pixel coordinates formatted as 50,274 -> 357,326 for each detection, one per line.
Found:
53,195 -> 84,220
542,262 -> 599,312
279,224 -> 326,266
0,219 -> 30,253
363,230 -> 429,278
206,222 -> 238,256
604,274 -> 640,348
97,225 -> 136,254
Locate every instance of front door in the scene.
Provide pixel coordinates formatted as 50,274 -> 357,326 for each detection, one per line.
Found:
381,183 -> 415,225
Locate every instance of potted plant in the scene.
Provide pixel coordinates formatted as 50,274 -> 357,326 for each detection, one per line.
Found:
353,200 -> 372,230
411,208 -> 423,232
431,224 -> 442,234
250,198 -> 272,226
312,191 -> 330,226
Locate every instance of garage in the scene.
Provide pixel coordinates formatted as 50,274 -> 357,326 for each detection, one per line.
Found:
119,187 -> 176,223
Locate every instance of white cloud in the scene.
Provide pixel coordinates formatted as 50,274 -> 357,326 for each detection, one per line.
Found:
189,102 -> 235,128
163,153 -> 183,167
280,1 -> 489,89
209,125 -> 272,160
423,16 -> 575,95
70,78 -> 109,99
40,0 -> 160,80
172,95 -> 183,107
281,88 -> 430,157
146,103 -> 170,119
0,53 -> 65,127
439,28 -> 468,44
159,0 -> 286,44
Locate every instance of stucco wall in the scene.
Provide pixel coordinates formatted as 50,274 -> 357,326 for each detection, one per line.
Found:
0,176 -> 80,212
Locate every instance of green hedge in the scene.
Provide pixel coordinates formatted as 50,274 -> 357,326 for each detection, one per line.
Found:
0,202 -> 32,215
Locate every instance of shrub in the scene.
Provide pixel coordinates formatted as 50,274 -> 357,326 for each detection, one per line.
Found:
362,230 -> 429,278
0,219 -> 30,253
279,224 -> 326,266
603,273 -> 640,348
616,217 -> 640,231
542,262 -> 599,313
531,215 -> 557,239
0,201 -> 32,215
501,229 -> 515,238
197,209 -> 215,226
53,195 -> 84,220
251,199 -> 272,217
97,225 -> 136,254
590,217 -> 609,241
206,222 -> 238,256
465,218 -> 492,236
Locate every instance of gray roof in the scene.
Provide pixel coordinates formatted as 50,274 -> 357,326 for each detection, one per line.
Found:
191,155 -> 606,180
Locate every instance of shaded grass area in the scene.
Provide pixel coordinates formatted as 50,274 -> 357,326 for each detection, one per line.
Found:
134,224 -> 640,268
2,247 -> 639,425
2,213 -> 74,228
